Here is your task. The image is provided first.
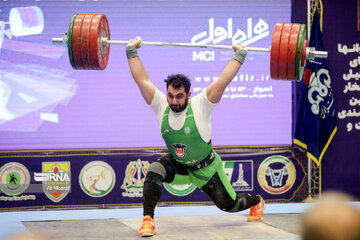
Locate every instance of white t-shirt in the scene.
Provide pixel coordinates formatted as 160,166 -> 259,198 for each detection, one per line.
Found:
150,88 -> 217,143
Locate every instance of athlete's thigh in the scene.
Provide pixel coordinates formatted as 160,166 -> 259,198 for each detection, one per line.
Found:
156,153 -> 191,184
189,153 -> 237,203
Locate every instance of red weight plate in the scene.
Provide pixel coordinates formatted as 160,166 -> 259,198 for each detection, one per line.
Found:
278,23 -> 292,79
270,23 -> 284,79
80,14 -> 95,69
302,40 -> 308,66
89,14 -> 110,70
72,14 -> 86,69
287,24 -> 301,80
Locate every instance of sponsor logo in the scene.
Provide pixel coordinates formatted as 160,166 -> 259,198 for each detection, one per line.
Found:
191,18 -> 269,46
121,159 -> 149,198
184,127 -> 191,135
172,143 -> 187,158
191,17 -> 269,62
192,51 -> 215,62
257,155 -> 296,194
0,162 -> 30,196
307,68 -> 334,119
163,182 -> 196,196
37,162 -> 71,202
79,161 -> 115,198
222,160 -> 253,191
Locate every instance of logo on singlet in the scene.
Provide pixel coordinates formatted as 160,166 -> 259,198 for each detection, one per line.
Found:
184,127 -> 191,135
172,143 -> 187,158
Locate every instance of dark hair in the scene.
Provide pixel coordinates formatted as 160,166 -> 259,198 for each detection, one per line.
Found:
164,74 -> 191,94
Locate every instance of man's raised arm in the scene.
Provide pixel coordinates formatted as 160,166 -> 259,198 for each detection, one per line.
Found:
206,44 -> 247,104
127,37 -> 156,105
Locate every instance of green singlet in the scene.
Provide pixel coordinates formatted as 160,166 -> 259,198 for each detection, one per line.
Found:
160,101 -> 236,199
161,100 -> 212,166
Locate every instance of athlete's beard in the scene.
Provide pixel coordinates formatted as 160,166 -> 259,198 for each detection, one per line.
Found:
170,97 -> 189,113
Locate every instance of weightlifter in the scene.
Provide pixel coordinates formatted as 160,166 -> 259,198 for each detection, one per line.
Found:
126,37 -> 265,237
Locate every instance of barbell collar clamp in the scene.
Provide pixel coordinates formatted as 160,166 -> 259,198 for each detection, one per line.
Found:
52,35 -> 68,47
306,47 -> 327,60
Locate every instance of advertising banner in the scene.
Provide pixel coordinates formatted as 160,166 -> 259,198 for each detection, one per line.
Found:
0,150 -> 306,210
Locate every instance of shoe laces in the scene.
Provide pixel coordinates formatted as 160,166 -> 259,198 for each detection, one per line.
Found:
141,216 -> 154,228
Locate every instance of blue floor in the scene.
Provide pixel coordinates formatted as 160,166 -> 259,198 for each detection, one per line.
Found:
1,202 -> 359,240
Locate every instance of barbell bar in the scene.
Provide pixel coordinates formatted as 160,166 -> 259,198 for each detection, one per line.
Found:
52,37 -> 272,52
52,13 -> 328,81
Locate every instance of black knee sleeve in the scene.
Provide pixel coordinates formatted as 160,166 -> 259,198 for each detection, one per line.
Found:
145,171 -> 163,187
142,162 -> 166,218
157,155 -> 176,183
226,193 -> 260,212
143,181 -> 162,218
145,154 -> 176,185
142,155 -> 176,218
201,173 -> 260,213
201,173 -> 236,211
143,164 -> 165,218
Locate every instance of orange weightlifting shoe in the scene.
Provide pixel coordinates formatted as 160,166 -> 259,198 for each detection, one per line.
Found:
248,195 -> 265,222
139,215 -> 155,237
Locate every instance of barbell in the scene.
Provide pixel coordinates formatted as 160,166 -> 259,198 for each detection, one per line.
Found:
52,13 -> 328,81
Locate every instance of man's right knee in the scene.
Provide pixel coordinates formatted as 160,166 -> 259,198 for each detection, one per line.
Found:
145,155 -> 176,186
148,162 -> 167,179
145,162 -> 166,187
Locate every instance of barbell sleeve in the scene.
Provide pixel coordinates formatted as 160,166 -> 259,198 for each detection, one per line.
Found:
52,37 -> 65,43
